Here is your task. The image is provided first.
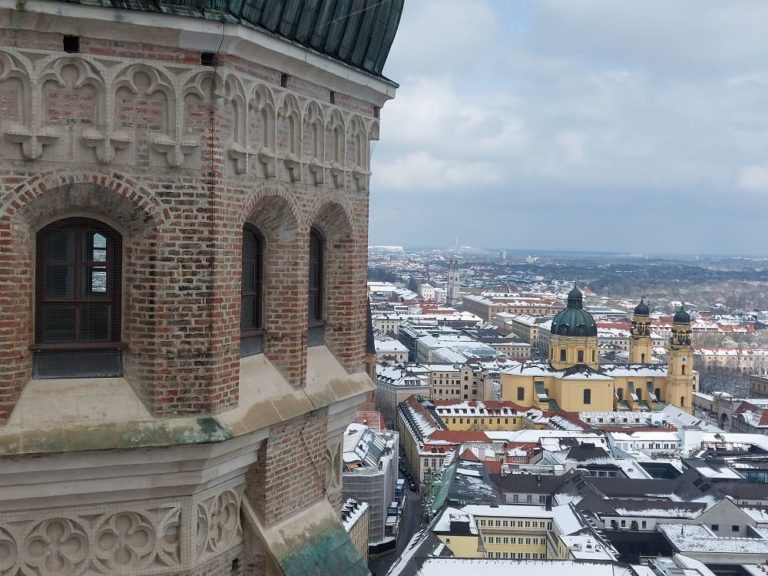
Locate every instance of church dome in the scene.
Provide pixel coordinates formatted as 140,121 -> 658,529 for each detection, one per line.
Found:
634,299 -> 649,316
673,306 -> 691,324
551,287 -> 597,337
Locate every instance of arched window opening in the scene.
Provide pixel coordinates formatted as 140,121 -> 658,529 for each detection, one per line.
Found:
241,225 -> 264,357
34,217 -> 122,377
583,389 -> 592,405
577,350 -> 584,363
308,227 -> 324,345
517,387 -> 525,401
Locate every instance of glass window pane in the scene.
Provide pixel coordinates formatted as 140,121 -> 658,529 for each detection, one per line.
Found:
243,233 -> 255,261
40,305 -> 76,342
45,265 -> 74,299
88,266 -> 108,295
92,249 -> 107,263
80,305 -> 110,341
242,261 -> 255,293
92,233 -> 107,249
46,229 -> 75,262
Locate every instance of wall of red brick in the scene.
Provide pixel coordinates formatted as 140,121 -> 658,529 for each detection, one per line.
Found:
246,410 -> 329,527
0,28 -> 377,422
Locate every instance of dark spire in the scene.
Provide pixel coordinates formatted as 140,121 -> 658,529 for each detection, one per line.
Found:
567,285 -> 583,309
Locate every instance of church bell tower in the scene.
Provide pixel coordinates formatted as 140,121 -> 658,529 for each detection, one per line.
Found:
666,306 -> 695,410
629,299 -> 653,364
446,258 -> 461,307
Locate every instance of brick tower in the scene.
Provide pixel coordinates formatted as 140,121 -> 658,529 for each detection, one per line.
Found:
0,1 -> 402,574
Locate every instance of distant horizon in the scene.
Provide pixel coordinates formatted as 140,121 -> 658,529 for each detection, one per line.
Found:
368,244 -> 768,261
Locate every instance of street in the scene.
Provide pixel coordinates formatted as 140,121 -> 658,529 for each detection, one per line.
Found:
368,484 -> 423,576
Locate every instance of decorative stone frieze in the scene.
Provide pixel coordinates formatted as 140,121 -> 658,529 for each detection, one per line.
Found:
0,484 -> 245,575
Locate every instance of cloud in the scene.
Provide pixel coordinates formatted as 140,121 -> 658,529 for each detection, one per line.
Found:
555,131 -> 586,164
373,152 -> 501,192
369,0 -> 768,255
379,77 -> 527,157
737,166 -> 768,193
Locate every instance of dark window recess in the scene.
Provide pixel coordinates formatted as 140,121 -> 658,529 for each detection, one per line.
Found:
308,323 -> 326,347
241,225 -> 264,358
308,228 -> 324,324
34,349 -> 122,379
201,52 -> 217,67
34,218 -> 122,377
63,35 -> 80,53
583,389 -> 592,404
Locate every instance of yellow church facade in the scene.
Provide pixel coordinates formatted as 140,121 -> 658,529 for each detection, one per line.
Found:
501,289 -> 695,413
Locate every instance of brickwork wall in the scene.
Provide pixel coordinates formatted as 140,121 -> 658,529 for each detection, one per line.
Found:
246,411 -> 329,527
0,26 -> 379,422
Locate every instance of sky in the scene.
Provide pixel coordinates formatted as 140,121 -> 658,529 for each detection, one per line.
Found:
368,0 -> 768,256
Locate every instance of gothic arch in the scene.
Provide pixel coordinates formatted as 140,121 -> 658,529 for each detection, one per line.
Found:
1,171 -> 166,230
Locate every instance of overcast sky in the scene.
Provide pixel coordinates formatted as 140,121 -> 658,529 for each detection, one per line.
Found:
368,0 -> 768,256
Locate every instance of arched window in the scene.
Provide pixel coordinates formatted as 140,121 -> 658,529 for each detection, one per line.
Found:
308,228 -> 324,344
517,387 -> 525,401
241,225 -> 264,357
577,350 -> 584,363
35,218 -> 122,377
583,389 -> 591,405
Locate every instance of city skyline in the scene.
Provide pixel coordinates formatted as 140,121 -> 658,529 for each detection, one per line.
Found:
370,0 -> 768,257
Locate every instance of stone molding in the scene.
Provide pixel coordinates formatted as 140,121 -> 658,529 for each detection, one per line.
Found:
0,47 -> 379,184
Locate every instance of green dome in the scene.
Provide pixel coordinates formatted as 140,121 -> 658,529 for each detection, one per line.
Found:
58,0 -> 404,77
634,299 -> 649,316
673,306 -> 691,324
552,287 -> 597,337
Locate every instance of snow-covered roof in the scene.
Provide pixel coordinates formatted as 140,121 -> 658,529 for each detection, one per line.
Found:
659,523 -> 768,555
433,506 -> 479,535
413,559 -> 633,576
341,499 -> 368,531
375,338 -> 408,353
608,431 -> 680,442
462,504 -> 555,519
560,535 -> 615,560
601,364 -> 668,378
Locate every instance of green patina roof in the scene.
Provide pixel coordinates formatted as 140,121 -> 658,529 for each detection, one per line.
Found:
673,306 -> 691,324
58,0 -> 403,77
276,515 -> 369,576
551,286 -> 597,337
